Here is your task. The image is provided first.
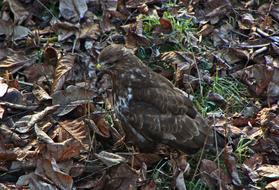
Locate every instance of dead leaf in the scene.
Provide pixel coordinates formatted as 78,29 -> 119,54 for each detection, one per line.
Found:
0,124 -> 26,146
13,105 -> 59,134
59,0 -> 88,22
101,0 -> 118,11
224,145 -> 242,186
131,153 -> 161,169
96,151 -> 126,167
0,82 -> 8,97
35,125 -> 83,161
52,53 -> 76,93
265,179 -> 279,190
93,116 -> 111,138
0,105 -> 4,119
51,20 -> 79,41
256,164 -> 279,178
79,22 -> 101,40
0,49 -> 35,75
59,119 -> 89,149
44,46 -> 59,66
36,158 -> 73,190
32,84 -> 52,103
2,0 -> 29,24
158,18 -> 172,33
104,163 -> 139,190
200,159 -> 231,189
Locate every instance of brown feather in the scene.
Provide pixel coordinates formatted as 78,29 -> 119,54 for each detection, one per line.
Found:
97,44 -> 217,154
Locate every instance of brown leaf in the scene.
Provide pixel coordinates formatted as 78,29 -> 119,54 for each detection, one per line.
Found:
59,119 -> 89,149
104,163 -> 139,190
243,154 -> 263,170
46,138 -> 82,161
231,116 -> 256,128
32,84 -> 52,103
0,49 -> 35,75
101,0 -> 118,11
200,159 -> 231,189
0,150 -> 17,161
126,30 -> 152,49
159,18 -> 172,31
265,179 -> 279,190
256,164 -> 279,178
204,0 -> 232,24
79,23 -> 101,40
85,118 -> 110,138
14,105 -> 59,134
0,87 -> 23,104
131,153 -> 161,169
242,154 -> 263,182
2,0 -> 29,24
52,85 -> 95,105
95,151 -> 126,167
52,53 -> 76,93
44,46 -> 59,66
37,158 -> 73,190
59,0 -> 88,22
93,116 -> 111,138
141,180 -> 156,190
51,20 -> 79,41
224,145 -> 242,186
0,124 -> 25,146
160,51 -> 194,87
35,124 -> 84,161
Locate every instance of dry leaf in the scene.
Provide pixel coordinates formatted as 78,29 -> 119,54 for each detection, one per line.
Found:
59,119 -> 89,149
36,158 -> 73,190
95,151 -> 126,167
59,0 -> 88,22
2,0 -> 29,24
256,164 -> 279,178
52,53 -> 76,93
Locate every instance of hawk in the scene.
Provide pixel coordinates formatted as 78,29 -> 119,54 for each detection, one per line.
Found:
97,44 -> 216,154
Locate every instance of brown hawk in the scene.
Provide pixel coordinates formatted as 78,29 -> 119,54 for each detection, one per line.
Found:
97,44 -> 217,154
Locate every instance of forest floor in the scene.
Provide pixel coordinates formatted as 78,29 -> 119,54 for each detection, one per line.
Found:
0,0 -> 278,189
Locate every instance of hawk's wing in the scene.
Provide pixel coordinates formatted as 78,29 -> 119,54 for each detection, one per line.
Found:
123,101 -> 211,153
130,84 -> 197,118
120,83 -> 212,152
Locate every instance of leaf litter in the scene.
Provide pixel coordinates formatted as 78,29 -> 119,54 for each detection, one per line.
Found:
0,0 -> 278,189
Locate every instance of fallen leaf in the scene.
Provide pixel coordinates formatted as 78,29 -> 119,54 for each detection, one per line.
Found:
95,151 -> 126,167
265,179 -> 279,190
52,53 -> 76,93
59,0 -> 88,22
256,164 -> 279,178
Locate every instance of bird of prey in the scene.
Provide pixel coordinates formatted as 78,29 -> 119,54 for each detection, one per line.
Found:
96,44 -> 217,154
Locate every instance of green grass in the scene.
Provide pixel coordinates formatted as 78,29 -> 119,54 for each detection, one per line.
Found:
186,180 -> 208,190
194,75 -> 249,116
234,137 -> 255,163
141,8 -> 196,51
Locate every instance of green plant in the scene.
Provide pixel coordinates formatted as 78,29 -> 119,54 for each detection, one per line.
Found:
194,74 -> 249,116
142,15 -> 160,35
141,8 -> 196,50
149,159 -> 172,189
186,179 -> 208,190
234,137 -> 255,163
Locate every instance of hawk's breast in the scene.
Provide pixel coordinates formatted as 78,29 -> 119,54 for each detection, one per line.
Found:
114,87 -> 133,115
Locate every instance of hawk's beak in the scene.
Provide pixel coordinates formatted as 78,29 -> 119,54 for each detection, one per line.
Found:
96,62 -> 105,84
96,63 -> 102,70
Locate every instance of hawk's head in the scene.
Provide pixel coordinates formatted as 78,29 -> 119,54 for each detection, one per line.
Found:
96,44 -> 135,76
